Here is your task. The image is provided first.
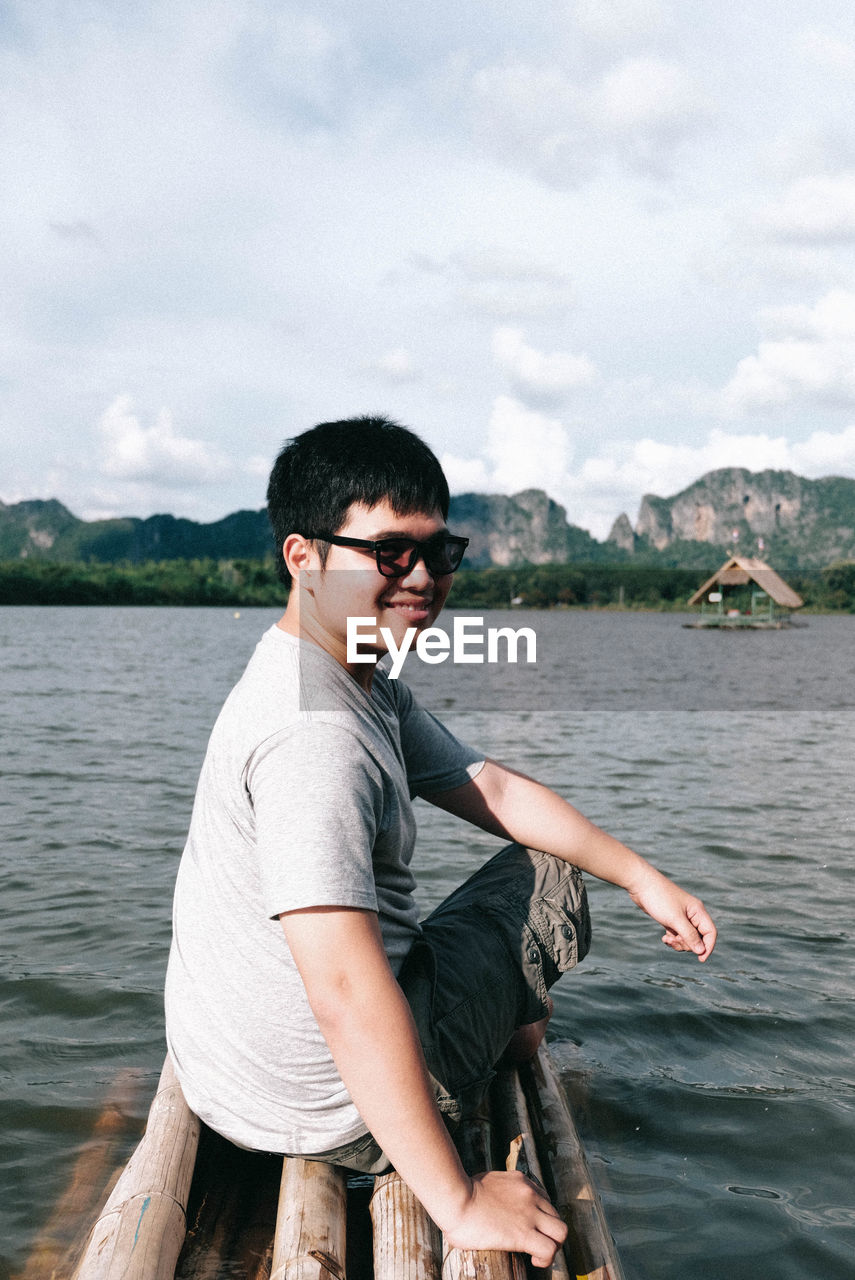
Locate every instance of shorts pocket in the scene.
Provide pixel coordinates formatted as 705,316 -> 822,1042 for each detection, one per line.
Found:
532,865 -> 592,981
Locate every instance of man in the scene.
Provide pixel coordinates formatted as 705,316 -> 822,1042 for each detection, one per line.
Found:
165,415 -> 716,1268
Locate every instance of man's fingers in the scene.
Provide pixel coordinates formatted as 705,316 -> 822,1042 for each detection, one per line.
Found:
661,900 -> 717,961
532,1249 -> 558,1269
539,1208 -> 568,1240
525,1188 -> 567,1265
528,1220 -> 566,1269
687,899 -> 717,959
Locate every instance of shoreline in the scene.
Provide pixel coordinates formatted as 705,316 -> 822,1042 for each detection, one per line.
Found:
1,558 -> 852,612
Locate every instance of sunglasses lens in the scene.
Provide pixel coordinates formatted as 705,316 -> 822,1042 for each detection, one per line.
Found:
376,536 -> 466,576
423,536 -> 466,574
376,540 -> 418,577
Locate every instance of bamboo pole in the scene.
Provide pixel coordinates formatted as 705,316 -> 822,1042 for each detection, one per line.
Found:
70,1055 -> 201,1280
370,1172 -> 442,1280
270,1157 -> 348,1280
525,1047 -> 625,1280
441,1106 -> 525,1280
493,1069 -> 572,1280
14,1070 -> 147,1280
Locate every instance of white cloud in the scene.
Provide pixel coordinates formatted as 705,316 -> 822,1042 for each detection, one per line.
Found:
790,422 -> 855,472
574,0 -> 665,44
491,327 -> 598,400
724,340 -> 855,410
760,172 -> 855,243
724,290 -> 855,410
439,454 -> 492,494
370,347 -> 421,382
470,62 -> 591,188
245,453 -> 273,478
762,291 -> 855,340
590,56 -> 699,134
485,396 -> 573,489
442,395 -> 573,498
797,27 -> 855,74
98,395 -> 232,485
470,52 -> 707,186
762,123 -> 855,183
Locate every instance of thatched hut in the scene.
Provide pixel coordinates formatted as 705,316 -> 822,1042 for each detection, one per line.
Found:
687,555 -> 804,628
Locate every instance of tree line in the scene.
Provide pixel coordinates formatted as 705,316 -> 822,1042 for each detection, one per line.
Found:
0,558 -> 283,607
1,556 -> 854,611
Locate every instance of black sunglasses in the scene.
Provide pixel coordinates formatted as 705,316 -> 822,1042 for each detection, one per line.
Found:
306,531 -> 469,578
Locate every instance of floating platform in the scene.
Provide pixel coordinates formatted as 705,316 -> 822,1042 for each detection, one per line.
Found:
682,615 -> 799,629
18,1046 -> 625,1280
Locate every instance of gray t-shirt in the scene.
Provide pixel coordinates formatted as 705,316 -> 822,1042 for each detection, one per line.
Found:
164,624 -> 484,1153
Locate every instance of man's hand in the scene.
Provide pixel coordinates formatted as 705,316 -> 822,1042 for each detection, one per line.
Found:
443,1170 -> 567,1269
625,864 -> 717,961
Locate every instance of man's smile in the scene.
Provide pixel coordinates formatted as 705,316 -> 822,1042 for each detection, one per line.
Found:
382,595 -> 434,623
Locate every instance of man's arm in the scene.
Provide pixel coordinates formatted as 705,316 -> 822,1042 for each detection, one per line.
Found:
426,758 -> 717,961
279,906 -> 567,1266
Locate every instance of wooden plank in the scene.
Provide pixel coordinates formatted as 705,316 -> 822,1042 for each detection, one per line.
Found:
441,1106 -> 525,1280
525,1047 -> 626,1280
70,1056 -> 200,1280
493,1070 -> 572,1280
270,1157 -> 348,1280
370,1172 -> 441,1280
442,1250 -> 524,1280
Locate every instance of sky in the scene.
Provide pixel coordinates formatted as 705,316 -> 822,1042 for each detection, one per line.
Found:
4,1 -> 855,539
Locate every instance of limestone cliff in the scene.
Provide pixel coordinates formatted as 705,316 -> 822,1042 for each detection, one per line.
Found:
630,468 -> 855,566
447,490 -> 602,567
606,512 -> 636,554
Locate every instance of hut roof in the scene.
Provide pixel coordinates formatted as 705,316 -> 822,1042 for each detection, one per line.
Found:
688,556 -> 804,608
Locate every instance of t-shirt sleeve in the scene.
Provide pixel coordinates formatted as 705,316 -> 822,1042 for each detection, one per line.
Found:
392,678 -> 485,797
246,719 -> 384,919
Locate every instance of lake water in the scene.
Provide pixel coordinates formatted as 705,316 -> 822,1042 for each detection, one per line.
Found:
1,606 -> 854,1278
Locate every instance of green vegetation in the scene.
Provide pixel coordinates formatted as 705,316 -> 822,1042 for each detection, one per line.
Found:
446,563 -> 854,612
818,560 -> 855,611
0,558 -> 285,606
448,564 -> 701,609
2,557 -> 854,611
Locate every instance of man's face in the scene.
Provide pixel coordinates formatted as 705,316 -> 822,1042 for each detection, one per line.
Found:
302,499 -> 455,670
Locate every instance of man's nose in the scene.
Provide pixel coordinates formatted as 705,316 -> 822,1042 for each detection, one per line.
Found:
398,555 -> 433,588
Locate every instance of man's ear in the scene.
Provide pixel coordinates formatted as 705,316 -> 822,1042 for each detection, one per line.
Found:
282,533 -> 318,582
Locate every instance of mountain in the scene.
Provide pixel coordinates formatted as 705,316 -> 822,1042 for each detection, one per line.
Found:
0,490 -> 614,568
447,490 -> 610,567
608,468 -> 855,568
3,468 -> 855,570
0,500 -> 274,563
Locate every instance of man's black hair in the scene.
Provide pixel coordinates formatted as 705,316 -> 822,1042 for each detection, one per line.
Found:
267,415 -> 451,586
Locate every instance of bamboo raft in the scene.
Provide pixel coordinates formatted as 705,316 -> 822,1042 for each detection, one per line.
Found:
20,1045 -> 624,1280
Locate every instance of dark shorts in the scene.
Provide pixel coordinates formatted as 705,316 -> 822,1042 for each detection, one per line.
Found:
300,843 -> 591,1174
